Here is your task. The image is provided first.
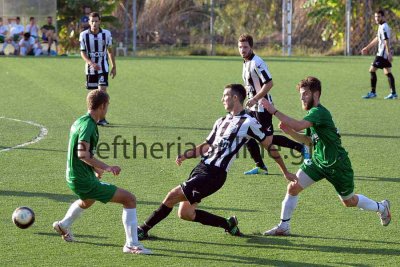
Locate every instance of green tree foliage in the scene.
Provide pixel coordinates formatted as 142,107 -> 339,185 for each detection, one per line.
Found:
214,0 -> 281,45
57,0 -> 118,53
303,0 -> 400,50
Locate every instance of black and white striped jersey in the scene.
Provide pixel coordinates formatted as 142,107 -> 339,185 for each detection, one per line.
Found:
377,22 -> 391,59
202,110 -> 267,171
242,53 -> 273,112
79,28 -> 112,75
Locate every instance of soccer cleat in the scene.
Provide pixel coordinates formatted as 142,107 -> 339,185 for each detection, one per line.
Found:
362,92 -> 377,99
263,225 -> 290,236
384,93 -> 398,99
244,166 -> 268,175
225,216 -> 242,236
123,244 -> 152,255
97,119 -> 109,126
52,221 -> 76,242
378,200 -> 391,226
137,226 -> 149,241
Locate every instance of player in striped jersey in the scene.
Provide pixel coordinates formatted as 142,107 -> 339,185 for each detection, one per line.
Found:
238,34 -> 309,175
361,10 -> 397,99
137,84 -> 296,240
79,12 -> 116,126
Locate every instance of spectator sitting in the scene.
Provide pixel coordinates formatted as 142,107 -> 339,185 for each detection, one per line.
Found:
0,18 -> 8,54
2,17 -> 24,55
19,32 -> 42,56
26,17 -> 39,40
41,16 -> 58,55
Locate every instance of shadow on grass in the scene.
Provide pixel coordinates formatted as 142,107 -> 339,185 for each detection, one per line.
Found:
0,190 -> 259,212
354,175 -> 400,183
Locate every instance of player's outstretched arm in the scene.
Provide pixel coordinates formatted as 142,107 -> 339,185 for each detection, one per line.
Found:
260,138 -> 297,182
260,98 -> 312,132
77,141 -> 121,176
279,122 -> 312,146
176,142 -> 210,166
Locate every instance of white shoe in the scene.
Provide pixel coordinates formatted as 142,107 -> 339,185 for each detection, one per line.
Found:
378,200 -> 391,226
123,244 -> 152,255
263,225 -> 290,236
52,221 -> 76,242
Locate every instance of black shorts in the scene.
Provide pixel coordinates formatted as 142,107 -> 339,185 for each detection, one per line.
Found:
180,162 -> 227,204
247,110 -> 273,136
86,73 -> 109,89
372,56 -> 392,69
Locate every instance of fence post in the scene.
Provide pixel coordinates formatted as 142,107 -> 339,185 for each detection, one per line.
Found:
345,0 -> 351,55
132,0 -> 137,56
210,0 -> 215,56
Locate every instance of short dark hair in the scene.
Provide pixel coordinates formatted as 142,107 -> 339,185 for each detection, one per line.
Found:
376,10 -> 385,16
29,17 -> 34,21
89,12 -> 101,20
87,89 -> 109,110
225,84 -> 246,104
24,32 -> 31,39
238,34 -> 253,48
296,76 -> 322,96
16,16 -> 20,20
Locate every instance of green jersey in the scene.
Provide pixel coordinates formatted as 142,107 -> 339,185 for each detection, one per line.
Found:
304,104 -> 347,168
66,113 -> 99,193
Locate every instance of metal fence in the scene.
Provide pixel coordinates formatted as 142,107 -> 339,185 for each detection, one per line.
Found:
0,0 -> 56,29
109,0 -> 400,57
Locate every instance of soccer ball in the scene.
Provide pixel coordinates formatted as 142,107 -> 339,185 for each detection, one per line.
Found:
12,206 -> 35,229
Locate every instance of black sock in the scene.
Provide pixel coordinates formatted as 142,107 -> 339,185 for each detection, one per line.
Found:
140,203 -> 173,232
370,72 -> 377,93
246,138 -> 266,168
194,209 -> 229,229
386,73 -> 396,94
273,135 -> 302,153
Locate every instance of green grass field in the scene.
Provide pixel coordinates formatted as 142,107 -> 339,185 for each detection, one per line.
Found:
0,55 -> 399,266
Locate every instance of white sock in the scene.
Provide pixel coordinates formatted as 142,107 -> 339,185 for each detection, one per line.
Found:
122,208 -> 139,247
279,193 -> 298,228
356,194 -> 381,212
60,200 -> 84,228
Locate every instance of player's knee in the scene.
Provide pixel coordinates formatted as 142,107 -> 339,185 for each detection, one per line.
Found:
287,182 -> 302,196
177,209 -> 195,221
164,188 -> 179,207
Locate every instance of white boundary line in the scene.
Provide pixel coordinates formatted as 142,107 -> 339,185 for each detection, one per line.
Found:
0,116 -> 48,153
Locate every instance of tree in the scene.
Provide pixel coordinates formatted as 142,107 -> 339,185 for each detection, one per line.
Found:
57,0 -> 118,53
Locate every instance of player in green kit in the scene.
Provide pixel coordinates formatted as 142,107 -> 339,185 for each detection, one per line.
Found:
53,89 -> 151,254
260,76 -> 391,236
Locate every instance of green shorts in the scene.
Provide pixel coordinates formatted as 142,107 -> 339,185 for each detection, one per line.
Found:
300,155 -> 354,197
69,180 -> 117,204
0,36 -> 4,43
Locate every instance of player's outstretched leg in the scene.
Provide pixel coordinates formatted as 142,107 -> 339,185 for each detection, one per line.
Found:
244,138 -> 268,175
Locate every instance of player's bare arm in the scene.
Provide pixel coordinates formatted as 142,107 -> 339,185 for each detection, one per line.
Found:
361,37 -> 378,55
107,47 -> 116,78
77,141 -> 121,175
279,122 -> 312,146
176,142 -> 210,166
261,99 -> 312,132
259,138 -> 297,182
384,39 -> 392,62
246,80 -> 273,108
80,51 -> 101,70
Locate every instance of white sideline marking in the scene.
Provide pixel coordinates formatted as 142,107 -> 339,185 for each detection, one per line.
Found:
0,116 -> 48,153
